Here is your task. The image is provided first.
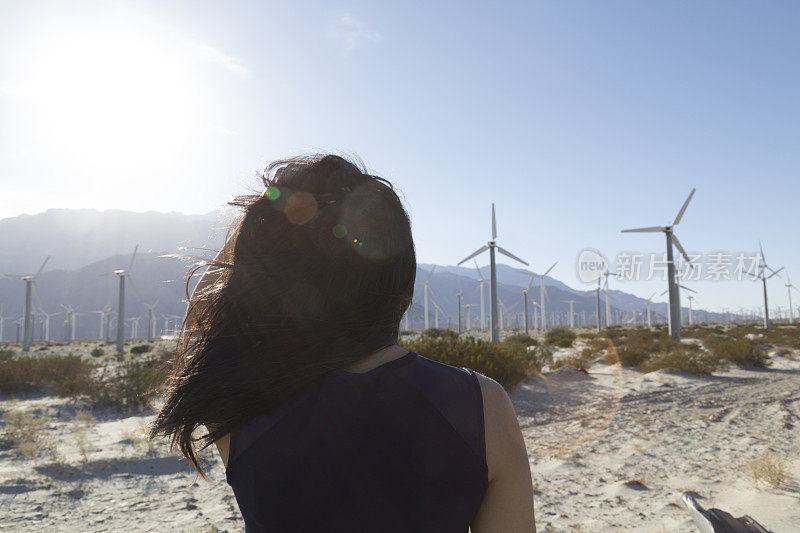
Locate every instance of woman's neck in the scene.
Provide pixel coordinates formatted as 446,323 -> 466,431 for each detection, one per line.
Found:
343,343 -> 409,373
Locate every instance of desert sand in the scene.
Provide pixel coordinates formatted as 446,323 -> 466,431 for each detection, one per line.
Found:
1,340 -> 798,532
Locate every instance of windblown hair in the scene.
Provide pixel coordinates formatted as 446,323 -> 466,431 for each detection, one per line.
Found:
150,154 -> 416,473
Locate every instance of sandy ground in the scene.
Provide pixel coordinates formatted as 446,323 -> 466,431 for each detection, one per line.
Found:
1,340 -> 798,532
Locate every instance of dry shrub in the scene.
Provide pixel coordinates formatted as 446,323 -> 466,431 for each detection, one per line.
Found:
89,351 -> 171,410
748,451 -> 789,488
400,336 -> 531,388
0,349 -> 14,362
544,327 -> 577,348
703,335 -> 768,367
1,409 -> 47,459
130,344 -> 153,355
640,347 -> 725,375
550,349 -> 596,372
0,355 -> 94,397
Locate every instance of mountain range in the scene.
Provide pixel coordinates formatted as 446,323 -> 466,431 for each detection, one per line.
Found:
0,209 -> 721,341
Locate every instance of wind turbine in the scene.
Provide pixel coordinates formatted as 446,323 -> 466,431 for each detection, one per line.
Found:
455,291 -> 463,334
143,300 -> 159,342
785,274 -> 797,325
465,303 -> 472,331
458,204 -> 528,342
644,292 -> 657,328
660,283 -> 696,328
531,262 -> 557,332
622,188 -> 696,340
415,266 -> 437,330
687,295 -> 696,325
472,260 -> 488,331
113,245 -> 138,355
91,308 -> 109,340
5,256 -> 50,352
601,269 -> 618,328
563,300 -> 578,328
518,274 -> 536,335
753,241 -> 783,329
37,309 -> 59,341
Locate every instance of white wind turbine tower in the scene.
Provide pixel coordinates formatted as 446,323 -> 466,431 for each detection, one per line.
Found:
600,269 -> 618,328
473,260 -> 488,331
458,204 -> 528,342
62,305 -> 79,343
644,292 -> 657,328
785,274 -> 797,325
518,274 -> 536,335
415,266 -> 437,330
563,300 -> 578,328
753,241 -> 783,330
465,304 -> 472,331
112,245 -> 139,355
622,188 -> 696,340
456,291 -> 463,334
91,308 -> 109,340
660,283 -> 696,329
143,300 -> 159,342
5,256 -> 50,352
38,309 -> 59,342
687,295 -> 696,325
531,262 -> 557,332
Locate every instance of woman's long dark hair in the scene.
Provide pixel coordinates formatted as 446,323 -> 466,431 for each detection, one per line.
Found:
150,154 -> 416,473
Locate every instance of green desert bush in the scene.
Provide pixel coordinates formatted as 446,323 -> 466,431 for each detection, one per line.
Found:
90,347 -> 104,357
608,330 -> 679,367
703,335 -> 768,367
544,327 -> 577,348
130,344 -> 153,355
640,347 -> 725,375
420,328 -> 459,340
0,349 -> 14,362
400,336 -> 530,388
504,334 -> 539,348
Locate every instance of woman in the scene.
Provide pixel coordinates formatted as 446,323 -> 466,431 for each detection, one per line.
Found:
151,154 -> 535,532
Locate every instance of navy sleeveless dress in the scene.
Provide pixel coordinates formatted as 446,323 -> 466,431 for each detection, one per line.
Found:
225,351 -> 488,532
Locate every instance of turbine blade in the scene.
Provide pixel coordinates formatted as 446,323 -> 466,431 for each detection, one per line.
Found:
128,244 -> 139,272
491,203 -> 497,240
671,234 -> 691,264
496,246 -> 529,266
127,274 -> 143,302
759,240 -> 765,263
673,188 -> 696,225
458,245 -> 489,266
473,259 -> 485,281
767,267 -> 784,280
426,265 -> 437,284
679,285 -> 697,293
32,283 -> 44,310
621,226 -> 666,233
660,289 -> 668,296
542,261 -> 558,277
5,274 -> 26,279
526,274 -> 535,291
34,256 -> 51,279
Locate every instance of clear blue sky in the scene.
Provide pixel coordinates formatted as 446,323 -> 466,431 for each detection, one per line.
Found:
1,1 -> 798,312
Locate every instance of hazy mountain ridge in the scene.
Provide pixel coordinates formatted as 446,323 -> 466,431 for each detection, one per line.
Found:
0,209 -> 722,340
0,208 -> 226,274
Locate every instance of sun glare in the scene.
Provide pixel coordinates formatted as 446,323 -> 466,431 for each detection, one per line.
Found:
15,11 -> 207,186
